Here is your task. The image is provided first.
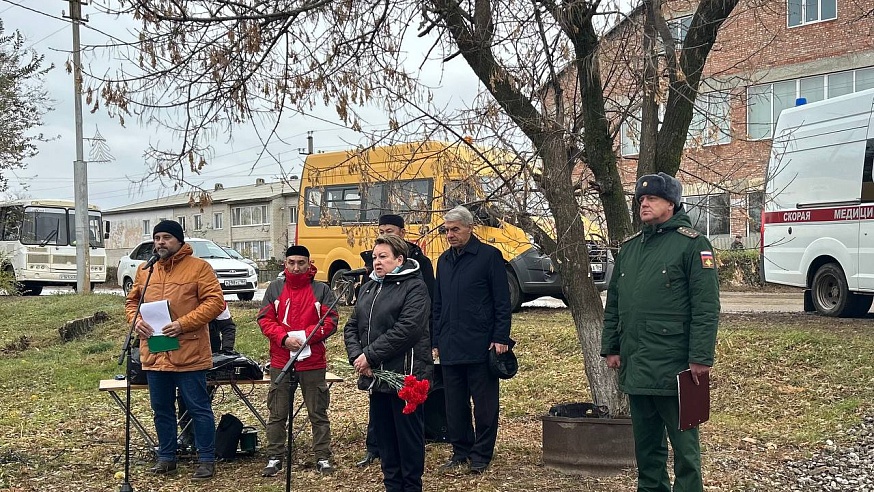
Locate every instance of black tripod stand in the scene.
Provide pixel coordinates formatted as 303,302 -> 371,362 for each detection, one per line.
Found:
273,281 -> 350,492
115,264 -> 156,492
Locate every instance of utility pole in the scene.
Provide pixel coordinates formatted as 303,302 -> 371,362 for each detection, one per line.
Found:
66,0 -> 90,293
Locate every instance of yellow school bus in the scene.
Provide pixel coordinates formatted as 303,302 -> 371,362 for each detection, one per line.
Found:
295,141 -> 612,310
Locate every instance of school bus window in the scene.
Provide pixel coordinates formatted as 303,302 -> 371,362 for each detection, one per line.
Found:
304,188 -> 323,225
386,179 -> 432,223
325,186 -> 361,223
363,183 -> 385,222
444,180 -> 474,208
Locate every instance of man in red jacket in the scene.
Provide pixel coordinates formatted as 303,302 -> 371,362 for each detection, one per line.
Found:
257,245 -> 339,476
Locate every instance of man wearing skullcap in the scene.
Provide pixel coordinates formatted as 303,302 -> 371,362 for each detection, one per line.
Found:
258,245 -> 339,476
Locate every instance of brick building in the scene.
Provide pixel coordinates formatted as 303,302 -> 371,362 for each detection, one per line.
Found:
558,0 -> 874,247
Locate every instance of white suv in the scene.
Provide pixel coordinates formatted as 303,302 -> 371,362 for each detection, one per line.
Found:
117,237 -> 258,300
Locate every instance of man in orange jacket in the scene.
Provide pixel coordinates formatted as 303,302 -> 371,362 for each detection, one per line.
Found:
126,220 -> 225,481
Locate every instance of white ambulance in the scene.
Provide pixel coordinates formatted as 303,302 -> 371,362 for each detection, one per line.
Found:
762,88 -> 874,317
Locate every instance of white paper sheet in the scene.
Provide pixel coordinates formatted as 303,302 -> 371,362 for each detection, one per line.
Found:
287,330 -> 311,361
140,300 -> 172,335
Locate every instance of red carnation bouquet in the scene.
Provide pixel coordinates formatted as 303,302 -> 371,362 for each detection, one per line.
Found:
371,369 -> 430,414
397,375 -> 430,414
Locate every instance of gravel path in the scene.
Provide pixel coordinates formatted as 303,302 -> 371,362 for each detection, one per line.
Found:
765,416 -> 874,491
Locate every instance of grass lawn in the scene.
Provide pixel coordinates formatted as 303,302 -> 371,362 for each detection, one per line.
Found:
0,294 -> 871,491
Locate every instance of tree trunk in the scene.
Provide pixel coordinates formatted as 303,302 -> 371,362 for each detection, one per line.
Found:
539,138 -> 628,417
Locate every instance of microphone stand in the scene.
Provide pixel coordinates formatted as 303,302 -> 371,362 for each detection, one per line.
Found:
115,264 -> 156,492
274,280 -> 351,492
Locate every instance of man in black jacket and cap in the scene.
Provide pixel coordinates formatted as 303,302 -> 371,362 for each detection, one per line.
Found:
355,213 -> 435,467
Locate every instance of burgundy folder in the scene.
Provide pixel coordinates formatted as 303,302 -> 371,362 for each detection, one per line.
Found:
677,369 -> 710,431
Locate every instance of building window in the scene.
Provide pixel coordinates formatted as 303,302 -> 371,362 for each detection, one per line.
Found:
747,67 -> 874,140
788,0 -> 837,27
142,219 -> 150,236
858,67 -> 874,91
687,92 -> 731,147
232,205 -> 269,226
288,206 -> 298,225
233,240 -> 272,261
177,216 -> 186,231
620,94 -> 730,156
684,193 -> 730,236
193,214 -> 203,231
213,212 -> 223,230
747,191 -> 765,234
667,15 -> 692,48
620,114 -> 642,157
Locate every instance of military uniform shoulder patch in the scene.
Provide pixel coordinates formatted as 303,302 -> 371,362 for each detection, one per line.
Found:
621,231 -> 642,243
700,250 -> 715,269
676,227 -> 700,238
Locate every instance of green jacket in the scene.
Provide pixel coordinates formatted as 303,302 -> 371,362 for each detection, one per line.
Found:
600,211 -> 720,396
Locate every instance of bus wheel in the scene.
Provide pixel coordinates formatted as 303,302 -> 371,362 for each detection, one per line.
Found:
508,273 -> 523,313
331,269 -> 357,306
20,282 -> 43,296
811,262 -> 854,317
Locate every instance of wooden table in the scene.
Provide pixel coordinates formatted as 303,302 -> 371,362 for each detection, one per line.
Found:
99,372 -> 343,448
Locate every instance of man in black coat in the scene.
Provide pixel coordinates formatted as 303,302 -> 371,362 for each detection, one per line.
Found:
355,214 -> 436,467
432,205 -> 512,474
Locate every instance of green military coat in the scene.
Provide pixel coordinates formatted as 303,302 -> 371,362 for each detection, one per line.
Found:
600,210 -> 720,396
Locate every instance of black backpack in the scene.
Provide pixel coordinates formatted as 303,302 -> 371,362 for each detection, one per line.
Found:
127,344 -> 148,385
215,413 -> 244,461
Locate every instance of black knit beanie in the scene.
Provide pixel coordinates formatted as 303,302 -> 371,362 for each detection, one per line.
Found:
152,220 -> 185,244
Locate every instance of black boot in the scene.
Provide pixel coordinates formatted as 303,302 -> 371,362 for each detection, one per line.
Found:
355,451 -> 379,467
191,462 -> 215,481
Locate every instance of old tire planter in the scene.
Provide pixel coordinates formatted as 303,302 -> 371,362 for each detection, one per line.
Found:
542,408 -> 635,475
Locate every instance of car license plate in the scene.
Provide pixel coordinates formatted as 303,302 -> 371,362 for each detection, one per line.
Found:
590,264 -> 603,273
223,279 -> 246,286
60,274 -> 77,280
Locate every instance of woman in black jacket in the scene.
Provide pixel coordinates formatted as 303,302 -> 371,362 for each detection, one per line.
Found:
344,234 -> 432,492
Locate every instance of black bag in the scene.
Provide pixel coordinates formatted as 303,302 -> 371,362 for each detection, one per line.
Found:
127,344 -> 148,385
215,413 -> 244,461
208,352 -> 264,381
548,402 -> 609,418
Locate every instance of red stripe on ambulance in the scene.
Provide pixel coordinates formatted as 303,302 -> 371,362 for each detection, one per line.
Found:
764,205 -> 874,224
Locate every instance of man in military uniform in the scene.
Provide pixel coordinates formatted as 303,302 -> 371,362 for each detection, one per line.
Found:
601,172 -> 720,492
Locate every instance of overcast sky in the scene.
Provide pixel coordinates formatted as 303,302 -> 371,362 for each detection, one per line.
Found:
1,1 -> 483,210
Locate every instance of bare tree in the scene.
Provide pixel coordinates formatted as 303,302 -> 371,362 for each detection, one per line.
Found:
91,0 -> 741,416
0,21 -> 53,193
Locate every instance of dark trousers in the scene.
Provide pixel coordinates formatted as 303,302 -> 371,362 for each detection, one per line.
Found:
441,362 -> 499,466
147,370 -> 215,463
629,394 -> 703,492
365,417 -> 379,455
371,392 -> 425,492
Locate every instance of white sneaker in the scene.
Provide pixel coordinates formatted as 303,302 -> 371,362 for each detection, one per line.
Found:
316,459 -> 334,474
261,458 -> 282,477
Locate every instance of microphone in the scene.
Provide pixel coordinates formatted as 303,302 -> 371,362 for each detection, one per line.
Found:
341,267 -> 368,277
142,253 -> 161,270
